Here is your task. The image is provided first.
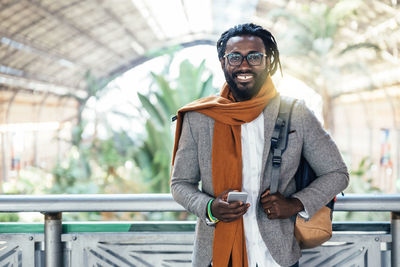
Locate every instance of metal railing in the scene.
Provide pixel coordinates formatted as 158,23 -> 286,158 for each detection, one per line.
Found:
0,194 -> 400,266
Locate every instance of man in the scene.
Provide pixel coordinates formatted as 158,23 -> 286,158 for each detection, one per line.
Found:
170,23 -> 349,267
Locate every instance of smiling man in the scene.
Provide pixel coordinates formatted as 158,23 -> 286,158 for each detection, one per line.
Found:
171,23 -> 348,267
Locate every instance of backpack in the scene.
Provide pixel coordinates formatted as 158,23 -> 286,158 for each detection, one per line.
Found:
269,96 -> 334,249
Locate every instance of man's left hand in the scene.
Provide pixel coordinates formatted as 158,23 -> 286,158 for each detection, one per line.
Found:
260,190 -> 304,219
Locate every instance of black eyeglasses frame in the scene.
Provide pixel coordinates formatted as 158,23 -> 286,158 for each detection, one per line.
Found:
223,52 -> 267,66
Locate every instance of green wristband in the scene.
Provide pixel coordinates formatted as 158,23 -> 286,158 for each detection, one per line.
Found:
207,199 -> 219,223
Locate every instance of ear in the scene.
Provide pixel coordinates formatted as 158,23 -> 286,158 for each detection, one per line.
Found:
219,58 -> 225,70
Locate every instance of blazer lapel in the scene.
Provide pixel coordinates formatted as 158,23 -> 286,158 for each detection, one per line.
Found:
260,94 -> 281,189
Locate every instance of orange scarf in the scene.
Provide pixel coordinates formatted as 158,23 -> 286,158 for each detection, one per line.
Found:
172,75 -> 277,266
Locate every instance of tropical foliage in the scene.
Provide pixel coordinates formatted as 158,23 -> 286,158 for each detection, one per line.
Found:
47,71 -> 146,220
1,50 -> 217,222
333,157 -> 389,221
134,59 -> 217,193
269,0 -> 379,130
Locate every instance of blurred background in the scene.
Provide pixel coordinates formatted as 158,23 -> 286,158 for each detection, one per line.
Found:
0,0 -> 399,222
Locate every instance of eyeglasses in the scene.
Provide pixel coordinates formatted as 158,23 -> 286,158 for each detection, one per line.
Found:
223,52 -> 267,66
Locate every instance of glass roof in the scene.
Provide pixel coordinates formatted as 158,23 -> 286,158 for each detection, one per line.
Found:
0,0 -> 398,99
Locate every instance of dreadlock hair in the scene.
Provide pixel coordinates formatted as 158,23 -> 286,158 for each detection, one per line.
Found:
217,23 -> 282,76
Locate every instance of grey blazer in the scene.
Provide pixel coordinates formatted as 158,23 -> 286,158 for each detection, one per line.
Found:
171,95 -> 349,267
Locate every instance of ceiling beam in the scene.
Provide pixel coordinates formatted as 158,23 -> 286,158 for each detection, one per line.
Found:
107,38 -> 215,78
24,0 -> 125,60
0,72 -> 87,99
131,0 -> 167,40
0,84 -> 77,101
0,0 -> 24,21
97,0 -> 146,55
179,0 -> 193,34
0,30 -> 89,70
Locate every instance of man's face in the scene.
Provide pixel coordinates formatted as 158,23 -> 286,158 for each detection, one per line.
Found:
220,35 -> 270,101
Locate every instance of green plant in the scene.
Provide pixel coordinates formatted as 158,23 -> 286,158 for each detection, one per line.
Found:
333,157 -> 389,222
0,213 -> 19,222
46,71 -> 147,220
347,157 -> 381,194
134,59 -> 217,193
74,71 -> 118,124
50,147 -> 98,194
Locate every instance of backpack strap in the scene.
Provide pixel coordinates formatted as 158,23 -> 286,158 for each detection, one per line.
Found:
270,97 -> 297,194
270,98 -> 340,211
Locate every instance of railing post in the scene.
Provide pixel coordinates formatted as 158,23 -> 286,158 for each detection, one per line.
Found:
392,212 -> 400,267
44,212 -> 63,267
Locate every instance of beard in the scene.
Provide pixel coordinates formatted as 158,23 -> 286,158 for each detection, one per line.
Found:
223,67 -> 269,101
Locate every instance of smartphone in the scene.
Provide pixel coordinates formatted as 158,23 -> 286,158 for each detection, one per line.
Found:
227,191 -> 248,203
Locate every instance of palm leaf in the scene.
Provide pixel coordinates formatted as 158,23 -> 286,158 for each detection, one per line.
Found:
199,75 -> 214,98
137,93 -> 165,126
151,72 -> 177,113
133,59 -> 217,192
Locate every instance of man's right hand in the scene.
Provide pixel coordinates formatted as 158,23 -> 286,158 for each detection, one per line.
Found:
211,189 -> 250,223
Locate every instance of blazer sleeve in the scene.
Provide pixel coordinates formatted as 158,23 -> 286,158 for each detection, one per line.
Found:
291,101 -> 349,218
170,112 -> 213,222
